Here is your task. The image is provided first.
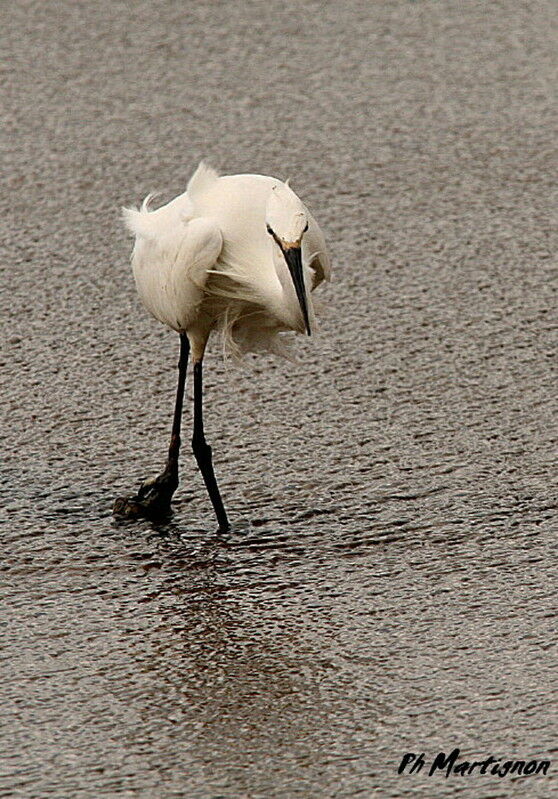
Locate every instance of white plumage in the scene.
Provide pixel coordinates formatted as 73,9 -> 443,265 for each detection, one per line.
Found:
115,162 -> 331,529
123,162 -> 331,361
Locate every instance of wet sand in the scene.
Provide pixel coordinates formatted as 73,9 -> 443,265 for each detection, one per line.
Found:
1,1 -> 557,797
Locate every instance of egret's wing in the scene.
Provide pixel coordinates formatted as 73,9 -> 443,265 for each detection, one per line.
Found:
124,202 -> 222,331
304,211 -> 331,289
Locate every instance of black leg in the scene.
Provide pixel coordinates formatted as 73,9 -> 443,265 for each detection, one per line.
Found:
166,331 -> 190,476
113,333 -> 190,520
192,360 -> 230,532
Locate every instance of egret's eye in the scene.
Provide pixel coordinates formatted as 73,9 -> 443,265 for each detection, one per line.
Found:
266,224 -> 274,236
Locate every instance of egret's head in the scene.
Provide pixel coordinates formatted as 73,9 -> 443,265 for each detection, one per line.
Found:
265,183 -> 308,247
265,183 -> 311,335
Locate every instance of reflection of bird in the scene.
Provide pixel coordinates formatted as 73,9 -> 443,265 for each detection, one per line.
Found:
113,162 -> 331,530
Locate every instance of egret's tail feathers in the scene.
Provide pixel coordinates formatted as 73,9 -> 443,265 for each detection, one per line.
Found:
122,202 -> 159,240
141,193 -> 158,212
187,161 -> 219,199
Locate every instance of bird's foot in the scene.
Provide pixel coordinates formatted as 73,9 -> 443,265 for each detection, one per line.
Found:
216,521 -> 231,535
113,469 -> 178,522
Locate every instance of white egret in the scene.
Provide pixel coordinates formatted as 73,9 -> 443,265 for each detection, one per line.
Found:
113,162 -> 331,530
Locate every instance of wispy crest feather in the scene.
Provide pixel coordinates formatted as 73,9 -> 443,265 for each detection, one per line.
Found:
122,193 -> 160,240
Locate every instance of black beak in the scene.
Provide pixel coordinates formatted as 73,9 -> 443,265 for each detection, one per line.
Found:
283,246 -> 311,335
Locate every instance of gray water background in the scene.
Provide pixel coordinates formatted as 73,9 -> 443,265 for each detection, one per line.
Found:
1,1 -> 557,797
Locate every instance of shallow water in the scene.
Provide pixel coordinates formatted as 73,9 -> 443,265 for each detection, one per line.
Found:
2,0 -> 557,797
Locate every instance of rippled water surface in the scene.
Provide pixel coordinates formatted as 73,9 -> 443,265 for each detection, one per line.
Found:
2,1 -> 557,797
